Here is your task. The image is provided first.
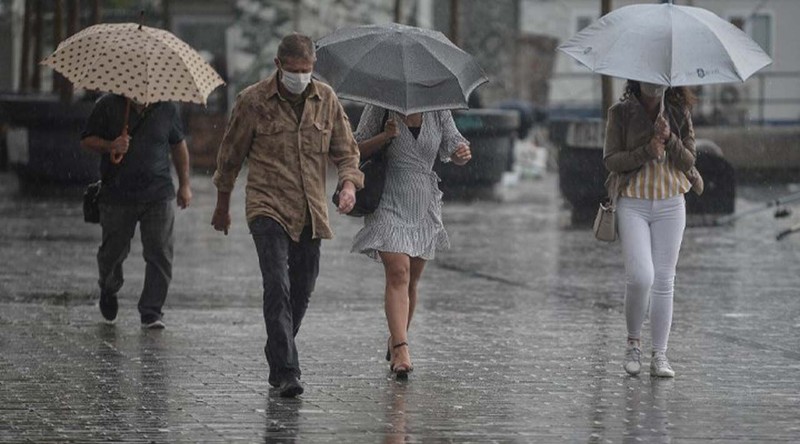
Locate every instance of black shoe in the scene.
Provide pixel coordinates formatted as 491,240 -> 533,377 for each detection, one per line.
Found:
141,315 -> 165,329
279,375 -> 304,398
99,293 -> 118,322
268,377 -> 280,388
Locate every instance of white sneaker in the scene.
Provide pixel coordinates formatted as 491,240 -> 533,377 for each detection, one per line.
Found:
624,344 -> 642,375
650,351 -> 675,378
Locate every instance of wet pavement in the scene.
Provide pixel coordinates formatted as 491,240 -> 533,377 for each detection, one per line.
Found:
1,169 -> 799,443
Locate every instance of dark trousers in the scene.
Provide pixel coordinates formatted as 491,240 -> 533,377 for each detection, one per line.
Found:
249,216 -> 320,383
97,199 -> 174,321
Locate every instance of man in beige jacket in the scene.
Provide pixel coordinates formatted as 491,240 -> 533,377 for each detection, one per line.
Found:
211,33 -> 363,397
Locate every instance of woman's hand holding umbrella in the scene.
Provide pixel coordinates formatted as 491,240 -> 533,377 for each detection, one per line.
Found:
383,118 -> 400,140
643,116 -> 669,162
655,115 -> 670,142
647,134 -> 666,162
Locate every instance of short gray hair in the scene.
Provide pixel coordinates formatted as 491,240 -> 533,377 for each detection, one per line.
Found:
277,33 -> 316,62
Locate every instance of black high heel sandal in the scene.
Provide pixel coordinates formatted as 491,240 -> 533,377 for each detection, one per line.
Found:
386,337 -> 391,362
390,342 -> 413,379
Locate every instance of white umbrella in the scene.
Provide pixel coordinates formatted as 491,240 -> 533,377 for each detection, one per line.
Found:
557,2 -> 772,86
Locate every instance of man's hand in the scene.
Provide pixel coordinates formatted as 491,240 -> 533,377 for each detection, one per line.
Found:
211,206 -> 231,235
337,180 -> 356,214
110,135 -> 130,156
177,184 -> 192,209
451,142 -> 472,166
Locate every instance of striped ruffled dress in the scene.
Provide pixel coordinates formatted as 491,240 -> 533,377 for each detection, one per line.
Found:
351,105 -> 466,262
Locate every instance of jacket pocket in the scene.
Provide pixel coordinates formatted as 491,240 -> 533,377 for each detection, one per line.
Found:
309,121 -> 331,153
256,122 -> 284,137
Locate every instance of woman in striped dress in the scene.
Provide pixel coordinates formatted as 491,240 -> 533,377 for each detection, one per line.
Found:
603,81 -> 704,378
351,104 -> 472,378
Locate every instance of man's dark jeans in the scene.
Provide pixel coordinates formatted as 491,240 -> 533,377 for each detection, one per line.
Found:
97,199 -> 174,322
249,216 -> 320,383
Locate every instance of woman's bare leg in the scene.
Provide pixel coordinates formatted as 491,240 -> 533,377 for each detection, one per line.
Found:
379,252 -> 412,371
407,257 -> 427,329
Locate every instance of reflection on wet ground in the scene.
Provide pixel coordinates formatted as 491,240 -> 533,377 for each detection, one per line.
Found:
1,171 -> 799,442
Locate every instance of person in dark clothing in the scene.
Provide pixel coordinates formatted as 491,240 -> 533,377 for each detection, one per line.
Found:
81,93 -> 192,329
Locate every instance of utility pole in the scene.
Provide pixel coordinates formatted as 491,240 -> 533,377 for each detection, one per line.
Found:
53,0 -> 64,95
449,0 -> 459,46
91,0 -> 101,25
31,0 -> 43,92
601,0 -> 613,118
162,0 -> 171,31
394,0 -> 402,24
20,0 -> 31,92
61,0 -> 80,103
293,0 -> 301,31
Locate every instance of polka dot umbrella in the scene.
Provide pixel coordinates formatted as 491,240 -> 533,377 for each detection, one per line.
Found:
41,21 -> 225,163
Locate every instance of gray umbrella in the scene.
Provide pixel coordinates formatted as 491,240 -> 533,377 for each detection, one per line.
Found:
314,23 -> 488,115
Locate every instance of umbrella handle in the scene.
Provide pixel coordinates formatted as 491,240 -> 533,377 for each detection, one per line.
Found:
111,98 -> 130,164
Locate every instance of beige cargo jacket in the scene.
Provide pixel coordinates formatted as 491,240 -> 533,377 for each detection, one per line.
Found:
213,72 -> 364,241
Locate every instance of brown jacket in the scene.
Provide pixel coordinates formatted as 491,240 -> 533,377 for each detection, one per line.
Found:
603,97 -> 703,197
213,72 -> 364,241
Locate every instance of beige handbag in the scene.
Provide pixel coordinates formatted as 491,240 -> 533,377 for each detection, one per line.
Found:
593,197 -> 617,242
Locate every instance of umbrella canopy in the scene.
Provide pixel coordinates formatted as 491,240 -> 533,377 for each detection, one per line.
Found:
314,23 -> 488,115
42,23 -> 224,105
557,2 -> 772,86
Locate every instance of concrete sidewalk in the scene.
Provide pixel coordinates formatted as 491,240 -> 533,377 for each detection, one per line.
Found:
1,170 -> 799,442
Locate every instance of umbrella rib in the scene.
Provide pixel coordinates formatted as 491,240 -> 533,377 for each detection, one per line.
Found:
319,35 -> 386,89
401,38 -> 412,113
60,27 -> 138,92
402,35 -> 488,109
142,30 -> 206,104
675,7 -> 746,81
400,38 -> 463,112
412,36 -> 487,98
668,6 -> 676,85
581,6 -> 669,82
43,23 -> 221,104
316,24 -> 487,113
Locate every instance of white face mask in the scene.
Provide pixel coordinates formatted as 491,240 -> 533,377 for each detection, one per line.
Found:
640,82 -> 667,98
280,70 -> 312,95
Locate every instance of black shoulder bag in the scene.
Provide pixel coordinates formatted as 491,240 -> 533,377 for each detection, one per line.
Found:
83,105 -> 155,223
332,110 -> 391,217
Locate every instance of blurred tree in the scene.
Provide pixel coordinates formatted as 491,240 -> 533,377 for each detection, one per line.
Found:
230,0 -> 395,93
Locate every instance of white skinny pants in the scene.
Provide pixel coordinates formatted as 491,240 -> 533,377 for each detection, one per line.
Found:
616,195 -> 686,353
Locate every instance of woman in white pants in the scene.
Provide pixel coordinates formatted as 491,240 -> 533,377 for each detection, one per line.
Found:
603,80 -> 704,377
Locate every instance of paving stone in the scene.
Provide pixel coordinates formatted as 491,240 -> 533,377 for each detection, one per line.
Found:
1,171 -> 799,442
